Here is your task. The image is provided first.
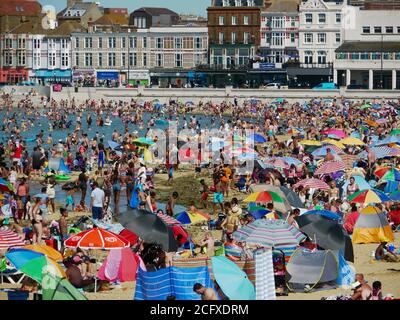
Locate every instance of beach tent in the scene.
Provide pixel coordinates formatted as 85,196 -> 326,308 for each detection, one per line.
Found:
97,248 -> 138,282
44,158 -> 71,174
285,249 -> 339,292
134,266 -> 217,300
352,206 -> 394,244
42,274 -> 87,300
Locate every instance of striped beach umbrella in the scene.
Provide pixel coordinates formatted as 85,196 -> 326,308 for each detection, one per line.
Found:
314,161 -> 346,176
312,145 -> 344,157
340,137 -> 365,146
348,189 -> 391,204
174,210 -> 210,225
233,219 -> 306,249
373,136 -> 400,146
0,228 -> 26,250
156,212 -> 181,226
357,146 -> 400,160
243,191 -> 284,203
375,167 -> 400,181
352,205 -> 394,244
322,139 -> 345,149
293,178 -> 330,191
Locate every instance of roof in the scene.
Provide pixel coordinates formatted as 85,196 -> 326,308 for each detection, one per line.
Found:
133,7 -> 179,16
9,20 -> 86,36
0,0 -> 42,16
57,2 -> 94,19
336,41 -> 400,53
211,0 -> 264,7
47,20 -> 85,36
9,20 -> 47,35
93,14 -> 128,26
264,0 -> 300,12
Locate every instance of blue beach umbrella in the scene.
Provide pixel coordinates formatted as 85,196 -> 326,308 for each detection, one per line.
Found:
302,210 -> 341,221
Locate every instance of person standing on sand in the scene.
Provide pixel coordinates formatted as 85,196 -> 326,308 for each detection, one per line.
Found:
78,169 -> 88,208
90,181 -> 105,220
193,283 -> 218,300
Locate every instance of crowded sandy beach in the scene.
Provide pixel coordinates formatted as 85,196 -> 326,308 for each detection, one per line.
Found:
0,90 -> 399,301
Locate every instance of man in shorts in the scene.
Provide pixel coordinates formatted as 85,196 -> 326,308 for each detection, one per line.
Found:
212,181 -> 224,216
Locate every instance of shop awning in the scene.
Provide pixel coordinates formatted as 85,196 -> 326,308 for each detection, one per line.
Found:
97,71 -> 119,80
35,70 -> 72,78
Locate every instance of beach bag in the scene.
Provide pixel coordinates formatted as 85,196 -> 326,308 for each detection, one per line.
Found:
130,190 -> 140,209
336,253 -> 355,287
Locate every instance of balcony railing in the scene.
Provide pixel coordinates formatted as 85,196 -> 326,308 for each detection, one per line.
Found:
196,64 -> 250,71
300,62 -> 333,69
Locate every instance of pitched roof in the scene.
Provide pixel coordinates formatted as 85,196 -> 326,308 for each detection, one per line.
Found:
47,20 -> 86,36
9,20 -> 47,35
93,14 -> 128,26
336,41 -> 400,53
265,0 -> 300,12
134,7 -> 179,16
0,0 -> 42,16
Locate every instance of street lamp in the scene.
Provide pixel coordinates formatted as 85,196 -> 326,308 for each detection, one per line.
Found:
380,33 -> 383,89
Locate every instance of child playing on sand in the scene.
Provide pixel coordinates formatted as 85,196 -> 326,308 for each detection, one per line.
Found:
66,189 -> 75,211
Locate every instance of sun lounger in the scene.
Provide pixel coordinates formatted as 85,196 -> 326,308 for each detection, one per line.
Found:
0,258 -> 26,285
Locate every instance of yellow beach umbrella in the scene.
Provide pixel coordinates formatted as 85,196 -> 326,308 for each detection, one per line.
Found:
299,140 -> 322,146
322,139 -> 345,149
24,244 -> 63,262
340,137 -> 365,146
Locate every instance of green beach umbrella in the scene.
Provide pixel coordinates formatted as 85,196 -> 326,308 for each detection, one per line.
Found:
390,129 -> 400,136
211,256 -> 255,300
133,137 -> 155,146
360,104 -> 371,109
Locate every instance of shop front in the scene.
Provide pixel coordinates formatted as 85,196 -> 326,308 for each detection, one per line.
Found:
73,70 -> 96,87
0,68 -> 29,84
149,70 -> 196,88
34,69 -> 72,85
126,70 -> 150,87
96,71 -> 120,87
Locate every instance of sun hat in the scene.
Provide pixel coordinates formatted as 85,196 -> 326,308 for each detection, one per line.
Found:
351,281 -> 361,289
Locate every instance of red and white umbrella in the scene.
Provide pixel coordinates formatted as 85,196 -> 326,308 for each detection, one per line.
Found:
314,161 -> 346,176
157,212 -> 181,226
0,228 -> 26,250
293,178 -> 330,190
64,227 -> 130,250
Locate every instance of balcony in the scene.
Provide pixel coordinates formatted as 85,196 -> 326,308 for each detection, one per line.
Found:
196,64 -> 250,71
300,62 -> 333,69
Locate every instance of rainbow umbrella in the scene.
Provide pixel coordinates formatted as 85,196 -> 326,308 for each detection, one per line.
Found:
0,178 -> 14,193
243,191 -> 284,203
174,210 -> 210,225
348,189 -> 391,204
5,248 -> 66,283
375,167 -> 400,181
24,244 -> 63,262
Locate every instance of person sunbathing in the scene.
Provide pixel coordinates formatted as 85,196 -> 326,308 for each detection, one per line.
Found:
375,242 -> 400,262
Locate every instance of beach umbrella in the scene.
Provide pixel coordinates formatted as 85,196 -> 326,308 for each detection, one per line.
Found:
155,119 -> 169,126
5,248 -> 66,283
295,214 -> 354,262
390,190 -> 400,201
322,129 -> 347,139
299,140 -> 322,146
314,161 -> 346,176
373,136 -> 400,146
347,189 -> 391,204
243,191 -> 284,203
278,186 -> 306,208
64,227 -> 130,250
24,244 -> 63,262
302,210 -> 341,221
133,138 -> 155,146
287,128 -> 304,135
174,210 -> 210,225
389,129 -> 400,136
375,167 -> 400,181
248,209 -> 272,220
357,146 -> 400,160
0,228 -> 26,250
341,176 -> 371,197
267,158 -> 290,169
120,209 -> 178,252
211,256 -> 255,300
107,140 -> 122,150
249,185 -> 291,213
233,219 -> 306,248
340,137 -> 365,146
312,145 -> 344,157
0,178 -> 13,193
293,178 -> 330,191
364,119 -> 378,127
247,133 -> 267,143
322,139 -> 345,149
278,156 -> 303,166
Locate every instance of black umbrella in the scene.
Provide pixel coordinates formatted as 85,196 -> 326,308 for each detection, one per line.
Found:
119,209 -> 178,252
279,186 -> 306,209
295,214 -> 354,262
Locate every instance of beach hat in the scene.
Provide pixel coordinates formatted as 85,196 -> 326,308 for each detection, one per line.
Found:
231,206 -> 240,214
72,256 -> 82,264
351,281 -> 361,289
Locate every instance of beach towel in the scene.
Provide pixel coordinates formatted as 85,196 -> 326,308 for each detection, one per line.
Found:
336,253 -> 355,287
254,249 -> 276,300
134,266 -> 215,300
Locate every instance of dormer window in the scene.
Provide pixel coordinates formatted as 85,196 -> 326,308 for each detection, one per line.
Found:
222,0 -> 230,6
235,0 -> 242,6
247,0 -> 255,6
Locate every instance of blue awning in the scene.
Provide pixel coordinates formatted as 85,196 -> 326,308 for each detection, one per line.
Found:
97,71 -> 119,80
35,70 -> 72,78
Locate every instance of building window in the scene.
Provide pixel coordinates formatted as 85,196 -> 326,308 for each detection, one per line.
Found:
98,53 -> 103,66
17,38 -> 25,49
398,27 -> 400,33
360,52 -> 369,60
122,37 -> 126,48
175,37 -> 182,49
49,52 -> 56,67
61,39 -> 68,49
130,37 -> 137,48
304,33 -> 313,44
143,53 -> 147,66
318,13 -> 326,24
194,53 -> 202,65
231,32 -> 237,44
272,17 -> 284,28
372,52 -> 381,60
156,53 -> 163,67
108,53 -> 116,67
386,26 -> 393,33
232,16 -> 237,25
235,0 -> 242,6
304,51 -> 313,64
244,32 -> 250,44
317,51 -> 326,64
317,33 -> 326,44
195,37 -> 202,49
290,33 -> 295,43
351,53 -> 360,60
121,53 -> 126,66
85,37 -> 92,48
336,13 -> 341,24
17,52 -> 25,66
75,38 -> 79,48
48,39 -> 55,50
305,13 -> 312,24
61,53 -> 69,67
335,33 -> 341,43
129,53 -> 134,66
272,32 -> 283,46
290,17 -> 296,27
223,0 -> 229,6
5,52 -> 12,65
5,38 -> 13,49
244,16 -> 249,25
374,26 -> 382,33
362,26 -> 370,34
85,53 -> 93,67
108,37 -> 116,48
175,53 -> 182,67
219,16 -> 224,25
33,53 -> 40,68
98,37 -> 102,48
219,32 -> 224,44
156,37 -> 163,49
143,37 -> 147,48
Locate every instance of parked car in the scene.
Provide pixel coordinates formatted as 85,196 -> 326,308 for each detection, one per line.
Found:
288,82 -> 311,89
312,82 -> 338,90
265,82 -> 282,89
347,84 -> 368,90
